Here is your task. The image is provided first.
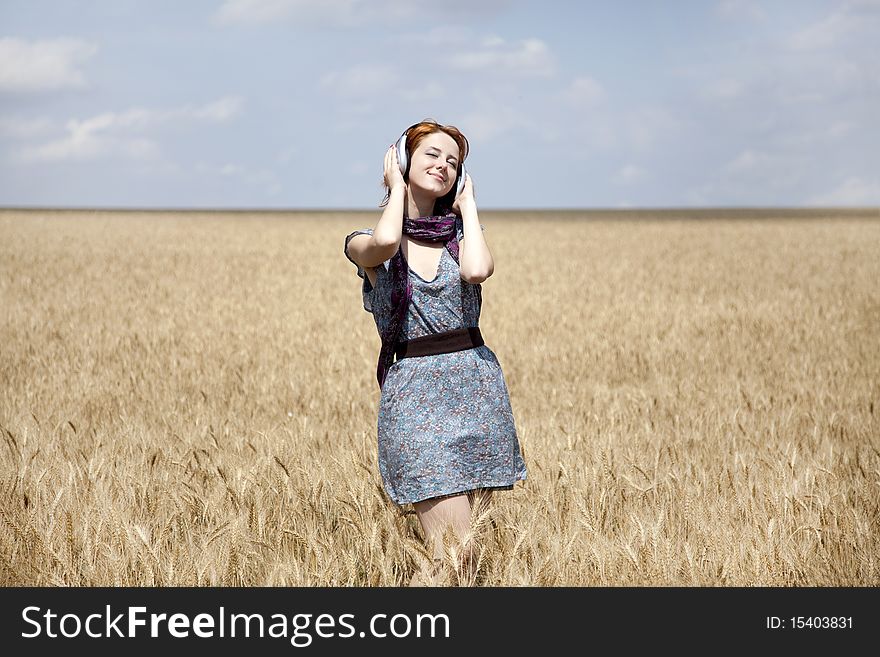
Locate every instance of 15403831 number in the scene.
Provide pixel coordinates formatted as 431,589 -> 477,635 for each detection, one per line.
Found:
790,617 -> 852,629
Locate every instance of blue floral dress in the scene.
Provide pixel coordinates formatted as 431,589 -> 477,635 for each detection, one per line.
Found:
344,217 -> 528,506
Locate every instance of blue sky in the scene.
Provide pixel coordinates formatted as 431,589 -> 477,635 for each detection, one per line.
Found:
1,0 -> 878,209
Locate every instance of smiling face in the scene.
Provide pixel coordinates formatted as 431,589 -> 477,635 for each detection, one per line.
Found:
407,131 -> 461,199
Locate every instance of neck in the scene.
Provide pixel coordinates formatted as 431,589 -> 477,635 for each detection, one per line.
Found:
405,186 -> 438,218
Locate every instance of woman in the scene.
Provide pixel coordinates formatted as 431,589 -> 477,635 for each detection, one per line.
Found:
343,118 -> 527,586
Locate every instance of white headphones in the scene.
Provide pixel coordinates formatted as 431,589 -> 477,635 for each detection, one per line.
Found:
395,123 -> 467,197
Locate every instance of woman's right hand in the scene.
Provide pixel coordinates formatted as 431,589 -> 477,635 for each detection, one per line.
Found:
384,144 -> 406,191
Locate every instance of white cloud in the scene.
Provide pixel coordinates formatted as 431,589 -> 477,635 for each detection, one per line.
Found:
250,171 -> 283,196
318,64 -> 445,110
614,164 -> 645,185
196,160 -> 282,196
215,0 -> 357,26
703,78 -> 745,100
579,122 -> 616,151
21,130 -> 161,163
450,38 -> 555,77
562,76 -> 606,106
808,177 -> 880,205
693,1 -> 879,113
276,146 -> 297,165
715,0 -> 767,22
779,120 -> 856,149
192,97 -> 245,121
399,81 -> 446,103
623,107 -> 682,151
481,34 -> 506,48
320,64 -> 398,98
0,116 -> 56,139
19,127 -> 161,163
0,37 -> 98,93
214,0 -> 510,27
687,148 -> 810,204
723,150 -> 805,189
459,105 -> 525,142
828,121 -> 854,138
221,163 -> 246,176
18,97 -> 243,163
726,149 -> 771,173
786,2 -> 880,51
400,24 -> 466,44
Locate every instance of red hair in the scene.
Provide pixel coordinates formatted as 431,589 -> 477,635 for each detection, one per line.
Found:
379,118 -> 469,214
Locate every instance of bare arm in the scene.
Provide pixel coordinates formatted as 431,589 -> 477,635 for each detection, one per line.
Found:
456,175 -> 494,284
346,146 -> 406,268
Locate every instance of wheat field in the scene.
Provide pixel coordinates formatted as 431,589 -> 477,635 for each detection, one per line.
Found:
0,208 -> 878,586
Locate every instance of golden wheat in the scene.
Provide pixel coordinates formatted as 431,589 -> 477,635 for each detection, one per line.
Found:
0,208 -> 878,586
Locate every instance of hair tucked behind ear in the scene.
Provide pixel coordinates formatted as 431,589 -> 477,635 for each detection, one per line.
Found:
379,118 -> 469,214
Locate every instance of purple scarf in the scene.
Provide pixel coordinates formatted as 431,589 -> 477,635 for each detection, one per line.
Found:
377,211 -> 459,389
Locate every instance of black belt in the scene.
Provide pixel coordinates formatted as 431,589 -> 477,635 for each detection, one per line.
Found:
395,327 -> 484,361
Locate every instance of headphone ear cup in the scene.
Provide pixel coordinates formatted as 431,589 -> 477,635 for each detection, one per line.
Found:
456,162 -> 467,196
395,132 -> 408,178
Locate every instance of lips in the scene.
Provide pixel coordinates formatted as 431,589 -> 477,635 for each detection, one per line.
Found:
428,172 -> 445,182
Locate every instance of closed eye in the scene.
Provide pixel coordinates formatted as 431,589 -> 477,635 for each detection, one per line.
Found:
427,150 -> 458,168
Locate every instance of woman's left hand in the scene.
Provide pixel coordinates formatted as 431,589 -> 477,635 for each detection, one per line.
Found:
452,173 -> 474,214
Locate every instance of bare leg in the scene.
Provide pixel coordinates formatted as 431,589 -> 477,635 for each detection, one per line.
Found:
409,493 -> 472,586
408,489 -> 495,586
